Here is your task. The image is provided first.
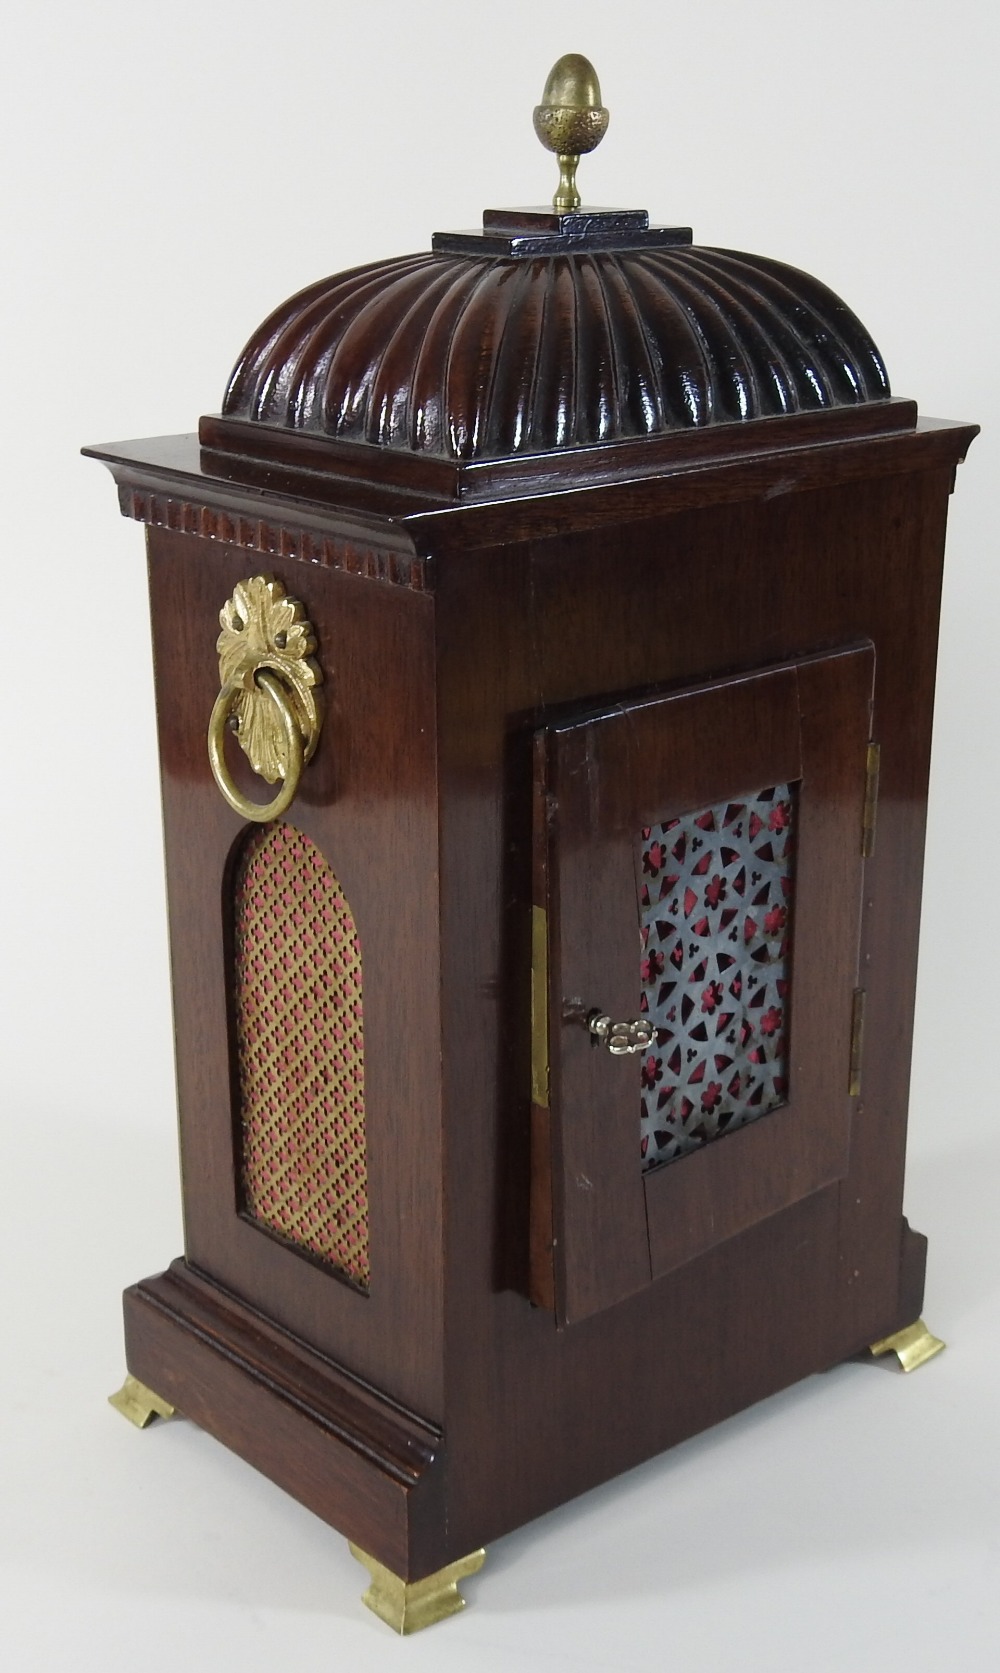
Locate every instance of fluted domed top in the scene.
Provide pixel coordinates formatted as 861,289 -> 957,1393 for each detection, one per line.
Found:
220,241 -> 890,466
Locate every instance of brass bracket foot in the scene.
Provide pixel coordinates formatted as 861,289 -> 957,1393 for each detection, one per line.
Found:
349,1542 -> 486,1634
108,1373 -> 177,1428
869,1317 -> 946,1373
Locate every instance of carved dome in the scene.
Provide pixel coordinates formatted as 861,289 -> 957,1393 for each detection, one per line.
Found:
221,244 -> 889,464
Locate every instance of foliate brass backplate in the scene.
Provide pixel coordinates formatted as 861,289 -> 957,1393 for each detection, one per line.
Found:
217,574 -> 322,784
234,822 -> 369,1287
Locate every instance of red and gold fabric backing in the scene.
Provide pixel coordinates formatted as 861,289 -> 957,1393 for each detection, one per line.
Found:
233,822 -> 369,1287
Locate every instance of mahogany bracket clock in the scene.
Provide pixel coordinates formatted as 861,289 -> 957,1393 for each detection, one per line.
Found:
87,55 -> 977,1633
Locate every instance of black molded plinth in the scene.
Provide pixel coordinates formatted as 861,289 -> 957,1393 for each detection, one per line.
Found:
433,206 -> 693,257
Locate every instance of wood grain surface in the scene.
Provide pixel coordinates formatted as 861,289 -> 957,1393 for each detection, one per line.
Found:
90,409 -> 977,1580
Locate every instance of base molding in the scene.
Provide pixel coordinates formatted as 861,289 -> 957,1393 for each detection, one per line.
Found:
121,1259 -> 447,1578
117,1219 -> 929,1583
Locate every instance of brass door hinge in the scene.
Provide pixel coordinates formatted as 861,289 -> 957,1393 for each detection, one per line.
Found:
862,743 -> 880,858
531,905 -> 549,1108
849,988 -> 866,1097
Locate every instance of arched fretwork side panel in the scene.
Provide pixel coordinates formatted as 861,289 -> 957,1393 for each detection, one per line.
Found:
232,820 -> 369,1289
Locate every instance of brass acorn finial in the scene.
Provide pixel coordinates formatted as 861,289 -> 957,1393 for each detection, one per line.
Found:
533,54 -> 609,213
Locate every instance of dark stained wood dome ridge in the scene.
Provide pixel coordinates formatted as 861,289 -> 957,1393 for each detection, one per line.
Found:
222,246 -> 890,463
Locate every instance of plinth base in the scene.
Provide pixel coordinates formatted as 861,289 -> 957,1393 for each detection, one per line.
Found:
109,1226 -> 933,1625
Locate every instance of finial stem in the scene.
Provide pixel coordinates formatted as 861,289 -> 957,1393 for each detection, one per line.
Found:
554,155 -> 581,213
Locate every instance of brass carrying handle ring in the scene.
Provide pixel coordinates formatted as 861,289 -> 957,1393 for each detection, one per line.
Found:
208,670 -> 304,823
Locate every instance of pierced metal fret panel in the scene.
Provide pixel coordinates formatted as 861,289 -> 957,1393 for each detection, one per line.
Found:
639,785 -> 796,1172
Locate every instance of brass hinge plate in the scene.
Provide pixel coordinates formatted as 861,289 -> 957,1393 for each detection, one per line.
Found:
849,988 -> 866,1097
862,743 -> 880,858
531,905 -> 549,1108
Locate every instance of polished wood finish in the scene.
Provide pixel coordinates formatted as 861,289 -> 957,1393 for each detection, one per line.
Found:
122,1261 -> 443,1576
145,528 -> 443,1415
216,244 -> 890,467
89,409 -> 964,542
199,398 -> 918,504
644,648 -> 874,1282
536,646 -> 875,1322
428,427 -> 975,1564
91,405 -> 977,1583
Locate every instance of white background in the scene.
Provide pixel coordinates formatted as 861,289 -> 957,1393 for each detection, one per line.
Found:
2,3 -> 998,1668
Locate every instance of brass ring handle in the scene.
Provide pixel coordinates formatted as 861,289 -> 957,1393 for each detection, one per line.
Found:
208,670 -> 304,823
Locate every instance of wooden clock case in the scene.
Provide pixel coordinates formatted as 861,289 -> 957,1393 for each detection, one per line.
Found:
88,197 -> 977,1615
